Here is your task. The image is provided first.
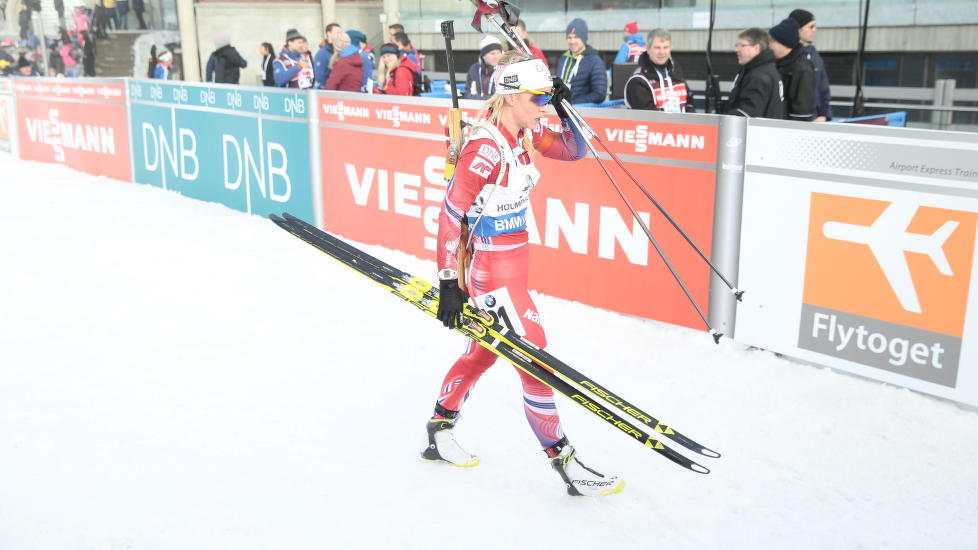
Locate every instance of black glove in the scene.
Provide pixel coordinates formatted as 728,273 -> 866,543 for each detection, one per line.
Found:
436,279 -> 468,329
551,76 -> 572,119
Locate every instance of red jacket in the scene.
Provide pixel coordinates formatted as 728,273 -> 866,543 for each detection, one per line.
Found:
325,51 -> 364,92
382,55 -> 419,96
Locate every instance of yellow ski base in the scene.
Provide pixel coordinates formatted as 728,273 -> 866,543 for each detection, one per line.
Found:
420,456 -> 481,468
597,479 -> 625,497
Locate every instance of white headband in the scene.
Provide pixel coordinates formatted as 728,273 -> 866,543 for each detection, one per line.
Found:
493,58 -> 552,95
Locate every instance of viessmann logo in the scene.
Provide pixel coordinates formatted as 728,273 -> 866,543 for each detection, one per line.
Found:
799,193 -> 977,387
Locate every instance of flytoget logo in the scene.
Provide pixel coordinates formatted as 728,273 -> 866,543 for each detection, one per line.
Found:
798,193 -> 976,387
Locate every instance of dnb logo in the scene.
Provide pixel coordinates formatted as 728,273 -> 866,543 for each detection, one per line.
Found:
799,193 -> 977,387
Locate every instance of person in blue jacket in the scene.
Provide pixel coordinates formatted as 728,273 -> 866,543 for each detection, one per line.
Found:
556,18 -> 607,105
313,22 -> 343,89
613,21 -> 646,64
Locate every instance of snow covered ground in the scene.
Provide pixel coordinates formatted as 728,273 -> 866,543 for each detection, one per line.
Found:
1,153 -> 977,550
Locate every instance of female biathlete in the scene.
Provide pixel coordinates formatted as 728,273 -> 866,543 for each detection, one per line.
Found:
423,51 -> 624,497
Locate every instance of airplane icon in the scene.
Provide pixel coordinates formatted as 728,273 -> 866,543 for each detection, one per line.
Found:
822,202 -> 958,314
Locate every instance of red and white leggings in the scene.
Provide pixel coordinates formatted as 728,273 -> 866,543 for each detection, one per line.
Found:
434,242 -> 564,448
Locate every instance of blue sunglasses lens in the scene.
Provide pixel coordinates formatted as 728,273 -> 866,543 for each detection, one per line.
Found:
534,93 -> 554,106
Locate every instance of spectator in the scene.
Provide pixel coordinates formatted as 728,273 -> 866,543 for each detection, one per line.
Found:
314,22 -> 343,88
375,42 -> 418,96
324,32 -> 363,92
723,28 -> 783,119
206,33 -> 247,84
515,19 -> 547,67
54,0 -> 64,22
345,29 -> 374,91
0,47 -> 14,76
73,6 -> 90,34
116,0 -> 128,30
624,28 -> 692,113
556,18 -> 607,104
151,48 -> 172,80
614,21 -> 647,63
259,42 -> 275,86
82,30 -> 95,76
769,18 -> 815,122
790,9 -> 831,121
103,0 -> 117,30
93,1 -> 107,38
387,23 -> 403,44
392,31 -> 421,73
17,54 -> 39,76
463,35 -> 502,100
59,29 -> 81,77
18,1 -> 32,40
131,0 -> 146,30
274,28 -> 314,88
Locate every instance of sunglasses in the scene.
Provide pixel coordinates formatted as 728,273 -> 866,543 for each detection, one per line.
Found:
499,83 -> 554,106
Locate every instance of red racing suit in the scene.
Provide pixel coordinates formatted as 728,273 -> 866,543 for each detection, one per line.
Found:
434,116 -> 585,448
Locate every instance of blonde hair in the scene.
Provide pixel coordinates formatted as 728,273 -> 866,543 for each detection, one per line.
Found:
479,50 -> 539,155
329,32 -> 352,70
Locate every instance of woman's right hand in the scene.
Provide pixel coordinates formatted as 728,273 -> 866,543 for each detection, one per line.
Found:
436,279 -> 468,329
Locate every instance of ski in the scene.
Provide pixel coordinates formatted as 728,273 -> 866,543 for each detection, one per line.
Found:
279,213 -> 721,460
270,213 -> 716,474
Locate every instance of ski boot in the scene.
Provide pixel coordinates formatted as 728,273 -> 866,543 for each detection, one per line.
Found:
546,437 -> 624,497
420,406 -> 480,468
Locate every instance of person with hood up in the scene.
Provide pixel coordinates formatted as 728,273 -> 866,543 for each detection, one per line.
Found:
324,32 -> 363,92
723,28 -> 784,119
274,28 -> 314,89
206,33 -> 248,84
624,28 -> 693,112
463,35 -> 502,100
789,9 -> 831,121
556,18 -> 607,104
345,29 -> 374,91
768,18 -> 815,121
375,42 -> 419,96
613,21 -> 646,63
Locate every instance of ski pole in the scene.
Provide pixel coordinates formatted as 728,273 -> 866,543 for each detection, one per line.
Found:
560,100 -> 722,344
561,100 -> 743,301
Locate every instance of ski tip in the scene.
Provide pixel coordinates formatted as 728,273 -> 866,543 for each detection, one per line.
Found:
733,288 -> 745,301
690,463 -> 711,475
701,448 -> 721,459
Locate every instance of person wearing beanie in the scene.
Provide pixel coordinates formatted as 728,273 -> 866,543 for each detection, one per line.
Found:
614,20 -> 647,64
274,28 -> 314,88
769,18 -> 815,121
205,33 -> 247,84
463,35 -> 503,100
557,18 -> 608,104
624,28 -> 693,113
723,28 -> 784,119
375,42 -> 420,96
789,9 -> 832,121
151,49 -> 173,80
314,23 -> 343,89
324,32 -> 364,92
391,31 -> 423,76
345,29 -> 375,92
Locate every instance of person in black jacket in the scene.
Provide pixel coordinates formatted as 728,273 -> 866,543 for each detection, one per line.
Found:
463,35 -> 502,100
259,42 -> 275,86
624,28 -> 693,113
769,18 -> 815,122
724,28 -> 784,119
206,33 -> 248,84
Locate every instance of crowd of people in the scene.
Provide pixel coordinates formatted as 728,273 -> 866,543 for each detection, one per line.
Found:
1,1 -> 107,78
169,11 -> 829,122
